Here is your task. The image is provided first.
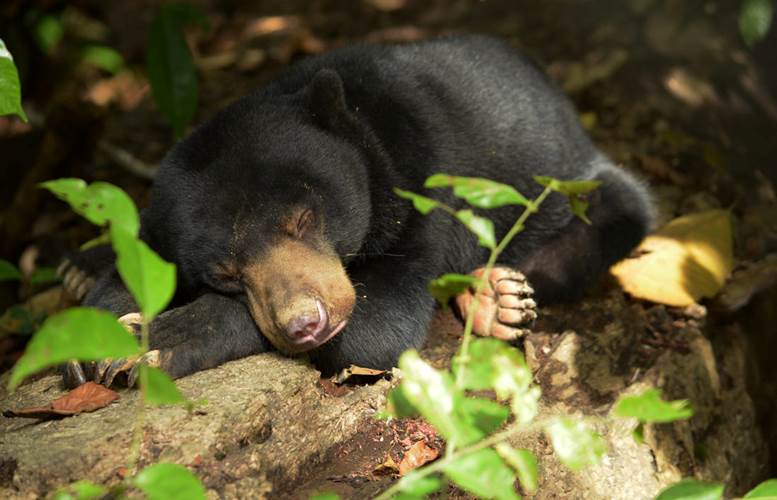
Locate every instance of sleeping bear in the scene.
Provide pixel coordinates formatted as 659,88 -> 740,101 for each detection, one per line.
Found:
61,34 -> 653,388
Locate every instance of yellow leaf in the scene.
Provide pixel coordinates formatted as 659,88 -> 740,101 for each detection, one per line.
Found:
610,209 -> 734,306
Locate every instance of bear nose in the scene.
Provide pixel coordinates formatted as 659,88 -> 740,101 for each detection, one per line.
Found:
287,299 -> 329,340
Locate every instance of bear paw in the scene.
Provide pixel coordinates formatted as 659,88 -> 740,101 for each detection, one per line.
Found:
57,259 -> 96,301
455,266 -> 536,341
63,350 -> 161,389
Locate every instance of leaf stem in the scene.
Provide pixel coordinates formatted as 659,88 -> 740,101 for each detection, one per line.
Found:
127,318 -> 151,474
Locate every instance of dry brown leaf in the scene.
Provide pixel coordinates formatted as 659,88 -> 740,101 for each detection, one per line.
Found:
398,440 -> 439,476
611,209 -> 734,306
332,365 -> 387,385
3,382 -> 119,419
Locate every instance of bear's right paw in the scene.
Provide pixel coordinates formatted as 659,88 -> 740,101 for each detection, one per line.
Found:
455,266 -> 537,341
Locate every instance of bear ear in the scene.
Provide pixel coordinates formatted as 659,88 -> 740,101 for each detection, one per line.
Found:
307,68 -> 355,130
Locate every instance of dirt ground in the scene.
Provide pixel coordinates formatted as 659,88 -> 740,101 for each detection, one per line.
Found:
1,0 -> 776,497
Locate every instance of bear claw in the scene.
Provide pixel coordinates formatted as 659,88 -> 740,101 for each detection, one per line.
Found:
455,266 -> 536,341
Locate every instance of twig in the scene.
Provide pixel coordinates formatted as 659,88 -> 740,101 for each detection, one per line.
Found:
98,140 -> 158,180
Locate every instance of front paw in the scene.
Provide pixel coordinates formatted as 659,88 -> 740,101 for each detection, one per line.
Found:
455,266 -> 537,341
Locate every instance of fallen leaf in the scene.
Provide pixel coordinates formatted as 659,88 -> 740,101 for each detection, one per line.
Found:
332,365 -> 388,385
398,440 -> 439,476
611,209 -> 734,306
373,455 -> 400,476
3,382 -> 119,419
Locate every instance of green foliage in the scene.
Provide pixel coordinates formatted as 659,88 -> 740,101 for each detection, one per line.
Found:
81,45 -> 124,74
146,4 -> 206,137
33,15 -> 65,54
455,209 -> 496,249
141,365 -> 190,407
544,417 -> 606,471
29,266 -> 63,285
309,493 -> 341,500
425,174 -> 530,208
8,307 -> 141,390
393,188 -> 441,214
428,273 -> 477,308
739,0 -> 774,46
613,388 -> 693,423
393,473 -> 443,499
40,179 -> 140,236
533,176 -> 601,225
0,39 -> 28,121
52,480 -> 108,500
655,479 -> 724,500
744,479 -> 777,498
111,226 -> 176,321
443,448 -> 520,500
496,443 -> 538,494
0,259 -> 21,281
134,463 -> 206,500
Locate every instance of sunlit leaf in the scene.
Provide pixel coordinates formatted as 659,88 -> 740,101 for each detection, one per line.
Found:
309,493 -> 340,500
141,365 -> 189,407
443,448 -> 519,500
460,397 -> 509,435
147,5 -> 202,137
428,273 -> 476,307
0,39 -> 28,121
610,210 -> 734,306
8,307 -> 141,390
544,417 -> 606,471
134,463 -> 205,500
385,385 -> 419,418
0,259 -> 21,281
455,209 -> 496,249
568,195 -> 592,224
744,479 -> 777,498
740,0 -> 774,46
392,472 -> 443,499
612,388 -> 693,423
40,179 -> 140,236
398,350 -> 482,446
394,188 -> 441,215
655,479 -> 724,500
496,443 -> 538,494
425,174 -> 530,209
52,480 -> 108,500
533,176 -> 601,196
111,226 -> 176,321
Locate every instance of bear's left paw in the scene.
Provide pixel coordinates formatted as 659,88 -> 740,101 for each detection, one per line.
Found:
63,350 -> 161,389
455,266 -> 536,341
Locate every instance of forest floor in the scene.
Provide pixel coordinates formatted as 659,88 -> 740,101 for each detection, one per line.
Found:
1,0 -> 776,498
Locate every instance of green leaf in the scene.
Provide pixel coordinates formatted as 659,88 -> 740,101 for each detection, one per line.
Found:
655,479 -> 724,500
533,176 -> 601,196
394,188 -> 441,215
612,388 -> 693,423
398,350 -> 483,446
52,480 -> 108,500
455,209 -> 496,249
568,195 -> 592,224
146,5 -> 200,137
460,397 -> 509,435
425,174 -> 530,209
392,472 -> 443,499
443,448 -> 520,500
80,233 -> 111,251
544,417 -> 606,471
632,422 -> 645,444
8,307 -> 141,390
453,338 -> 539,424
111,226 -> 176,321
0,259 -> 21,281
81,45 -> 124,74
0,39 -> 28,121
744,479 -> 777,498
428,273 -> 476,307
141,365 -> 189,406
134,463 -> 205,500
495,444 -> 538,494
30,267 -> 62,286
385,385 -> 419,418
40,179 -> 140,236
740,0 -> 774,46
310,493 -> 341,500
33,15 -> 64,54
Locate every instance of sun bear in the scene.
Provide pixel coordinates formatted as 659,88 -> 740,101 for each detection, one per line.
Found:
60,34 -> 653,387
